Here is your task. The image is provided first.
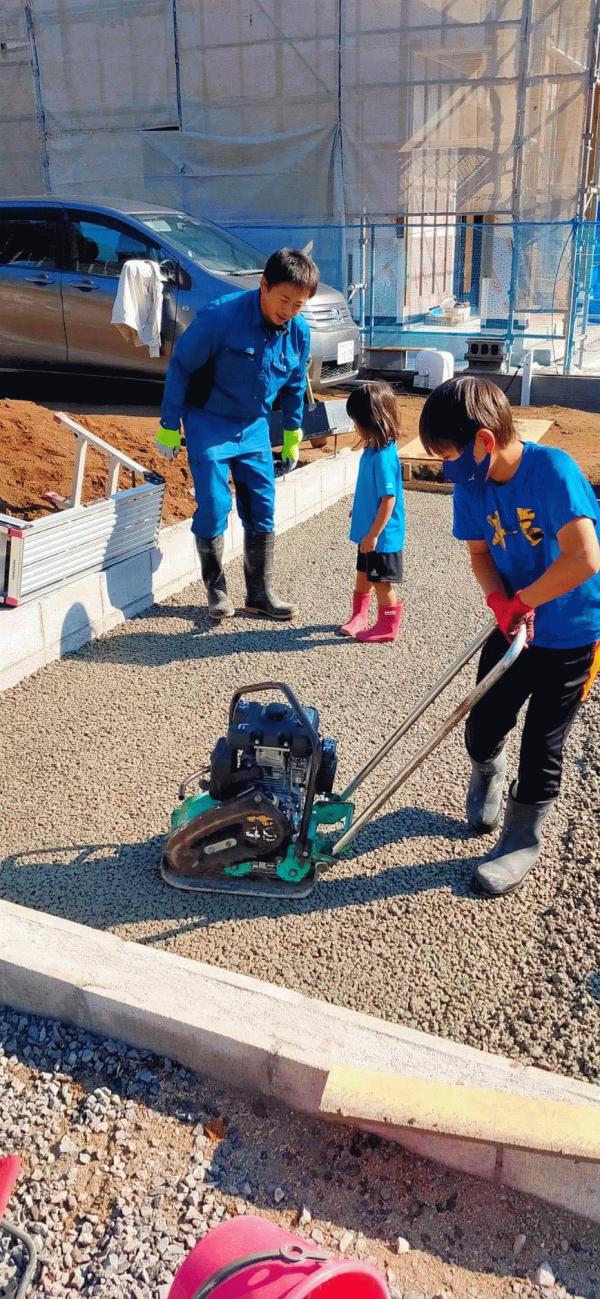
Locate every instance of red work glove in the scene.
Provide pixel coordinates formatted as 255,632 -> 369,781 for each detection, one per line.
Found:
486,590 -> 535,644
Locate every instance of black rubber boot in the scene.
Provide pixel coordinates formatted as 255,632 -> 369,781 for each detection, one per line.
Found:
466,747 -> 507,833
472,782 -> 556,897
243,531 -> 298,621
195,535 -> 235,620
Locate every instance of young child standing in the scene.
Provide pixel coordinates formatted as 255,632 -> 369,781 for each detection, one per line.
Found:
419,375 -> 600,897
339,381 -> 405,643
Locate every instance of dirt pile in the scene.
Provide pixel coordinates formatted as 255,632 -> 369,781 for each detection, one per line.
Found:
0,395 -> 598,529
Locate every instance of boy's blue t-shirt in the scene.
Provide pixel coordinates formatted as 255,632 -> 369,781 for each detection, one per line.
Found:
453,441 -> 600,649
350,441 -> 405,553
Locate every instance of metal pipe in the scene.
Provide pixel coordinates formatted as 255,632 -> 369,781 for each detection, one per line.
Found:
368,223 -> 376,347
506,0 -> 533,358
564,218 -> 584,374
54,413 -> 150,476
521,346 -> 533,405
339,621 -> 495,802
359,211 -> 367,347
24,3 -> 51,195
332,623 -> 527,856
564,0 -> 600,373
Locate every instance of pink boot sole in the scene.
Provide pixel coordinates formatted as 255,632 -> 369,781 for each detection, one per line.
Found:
355,602 -> 403,643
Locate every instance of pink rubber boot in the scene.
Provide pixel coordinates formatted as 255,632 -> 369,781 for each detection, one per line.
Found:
355,601 -> 404,643
338,590 -> 371,637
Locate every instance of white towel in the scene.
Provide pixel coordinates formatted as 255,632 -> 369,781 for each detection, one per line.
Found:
111,259 -> 164,358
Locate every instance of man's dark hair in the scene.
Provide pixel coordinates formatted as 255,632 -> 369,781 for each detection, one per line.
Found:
263,248 -> 319,297
346,381 -> 400,449
419,376 -> 516,455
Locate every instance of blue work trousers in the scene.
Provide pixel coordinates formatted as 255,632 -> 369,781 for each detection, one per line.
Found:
187,441 -> 275,539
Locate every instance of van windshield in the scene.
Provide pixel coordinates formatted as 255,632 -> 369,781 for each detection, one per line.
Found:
134,213 -> 264,274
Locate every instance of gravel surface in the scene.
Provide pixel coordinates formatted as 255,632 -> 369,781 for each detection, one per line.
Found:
2,1006 -> 600,1299
1,491 -> 599,1082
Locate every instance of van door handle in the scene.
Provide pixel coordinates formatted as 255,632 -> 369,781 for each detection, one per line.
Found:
26,273 -> 52,286
75,280 -> 97,292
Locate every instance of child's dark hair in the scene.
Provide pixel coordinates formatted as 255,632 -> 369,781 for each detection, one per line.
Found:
346,381 -> 400,449
419,376 -> 516,455
263,248 -> 319,297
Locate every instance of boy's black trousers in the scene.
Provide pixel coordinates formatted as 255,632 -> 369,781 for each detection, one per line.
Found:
465,629 -> 599,803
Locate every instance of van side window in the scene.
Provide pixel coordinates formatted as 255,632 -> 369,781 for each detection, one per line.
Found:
67,217 -> 158,277
0,215 -> 57,270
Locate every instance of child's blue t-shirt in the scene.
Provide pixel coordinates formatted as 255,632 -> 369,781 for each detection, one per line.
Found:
349,442 -> 405,553
453,441 -> 600,649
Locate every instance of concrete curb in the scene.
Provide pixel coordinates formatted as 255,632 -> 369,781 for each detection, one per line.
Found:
1,899 -> 599,1223
0,452 -> 359,693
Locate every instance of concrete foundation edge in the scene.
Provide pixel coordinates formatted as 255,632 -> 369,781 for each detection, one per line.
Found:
0,454 -> 359,693
1,899 -> 599,1224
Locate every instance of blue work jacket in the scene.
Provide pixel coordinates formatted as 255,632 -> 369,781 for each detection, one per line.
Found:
161,289 -> 311,454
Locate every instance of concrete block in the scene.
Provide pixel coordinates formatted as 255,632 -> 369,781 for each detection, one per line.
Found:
321,1064 -> 600,1158
294,463 -> 322,514
101,551 -> 154,622
228,512 -> 245,556
343,453 -> 360,489
0,648 -> 49,693
502,1147 -> 600,1223
221,522 -> 234,557
0,603 -> 44,669
40,574 -> 104,656
370,1125 -> 498,1181
274,479 -> 298,528
152,524 -> 197,601
321,457 -> 352,506
1,456 -> 358,693
2,898 -> 600,1223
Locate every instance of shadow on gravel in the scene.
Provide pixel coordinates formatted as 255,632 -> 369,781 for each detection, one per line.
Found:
0,807 -> 482,936
73,612 -> 348,665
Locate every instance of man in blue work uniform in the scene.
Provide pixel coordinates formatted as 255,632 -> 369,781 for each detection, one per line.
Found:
155,248 -> 318,620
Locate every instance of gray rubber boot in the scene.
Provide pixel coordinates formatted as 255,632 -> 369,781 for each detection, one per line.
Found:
472,783 -> 556,897
195,535 -> 235,620
243,531 -> 298,621
466,747 -> 507,833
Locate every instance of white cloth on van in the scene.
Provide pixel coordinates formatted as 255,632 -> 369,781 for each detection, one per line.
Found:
111,259 -> 163,357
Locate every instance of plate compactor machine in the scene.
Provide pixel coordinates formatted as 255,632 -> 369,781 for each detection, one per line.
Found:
161,622 -> 526,898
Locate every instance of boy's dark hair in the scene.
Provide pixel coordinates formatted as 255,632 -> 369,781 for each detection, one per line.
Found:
263,248 -> 319,297
346,381 -> 400,449
419,376 -> 516,455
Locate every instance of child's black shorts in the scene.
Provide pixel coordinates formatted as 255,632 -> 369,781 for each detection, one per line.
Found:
356,549 -> 403,583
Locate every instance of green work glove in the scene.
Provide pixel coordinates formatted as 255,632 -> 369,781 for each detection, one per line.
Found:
155,426 -> 181,461
282,428 -> 303,467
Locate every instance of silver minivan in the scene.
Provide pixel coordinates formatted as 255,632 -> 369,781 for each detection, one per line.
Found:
0,198 -> 360,387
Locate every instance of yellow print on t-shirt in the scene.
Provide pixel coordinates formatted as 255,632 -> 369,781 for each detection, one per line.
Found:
487,510 -> 509,549
487,507 -> 544,549
516,507 -> 544,546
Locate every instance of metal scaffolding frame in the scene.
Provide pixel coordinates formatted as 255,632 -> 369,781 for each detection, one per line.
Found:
0,1 -> 600,370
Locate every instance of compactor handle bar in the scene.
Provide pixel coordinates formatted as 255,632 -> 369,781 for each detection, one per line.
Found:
331,620 -> 527,856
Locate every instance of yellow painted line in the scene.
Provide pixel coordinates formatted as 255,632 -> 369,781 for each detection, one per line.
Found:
320,1065 -> 600,1160
400,419 -> 552,463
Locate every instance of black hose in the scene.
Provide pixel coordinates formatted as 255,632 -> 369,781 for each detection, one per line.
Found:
0,1218 -> 39,1299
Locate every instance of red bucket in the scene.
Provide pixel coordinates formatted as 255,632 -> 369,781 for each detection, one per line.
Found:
168,1216 -> 389,1299
0,1155 -> 21,1217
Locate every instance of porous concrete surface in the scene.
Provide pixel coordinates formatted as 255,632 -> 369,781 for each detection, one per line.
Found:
1,494 -> 599,1083
2,1007 -> 600,1299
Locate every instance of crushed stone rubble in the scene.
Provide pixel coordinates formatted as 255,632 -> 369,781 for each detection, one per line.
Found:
0,494 -> 599,1084
1,1007 -> 600,1299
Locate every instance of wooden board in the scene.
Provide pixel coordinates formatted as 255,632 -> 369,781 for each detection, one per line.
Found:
400,418 -> 553,466
321,1065 -> 600,1160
